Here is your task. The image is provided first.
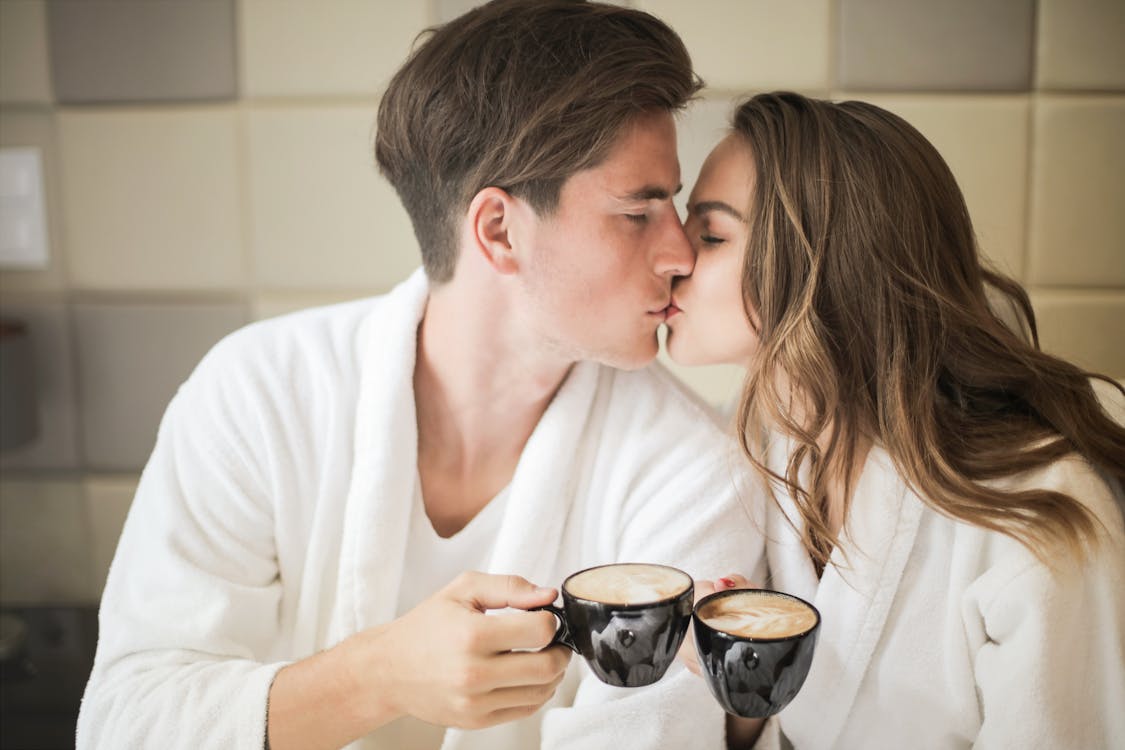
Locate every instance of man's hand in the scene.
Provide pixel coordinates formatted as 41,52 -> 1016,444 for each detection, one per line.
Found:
267,572 -> 570,750
353,571 -> 571,730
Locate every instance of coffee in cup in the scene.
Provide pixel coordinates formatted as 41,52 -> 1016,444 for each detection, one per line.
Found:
693,589 -> 819,717
536,563 -> 693,687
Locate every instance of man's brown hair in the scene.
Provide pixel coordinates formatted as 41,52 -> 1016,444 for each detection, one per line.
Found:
374,0 -> 702,283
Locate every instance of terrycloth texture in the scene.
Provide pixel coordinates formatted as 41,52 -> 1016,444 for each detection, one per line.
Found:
77,268 -> 767,750
757,438 -> 1125,749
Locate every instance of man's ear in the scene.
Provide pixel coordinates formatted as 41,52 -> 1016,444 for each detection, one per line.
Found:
467,186 -> 521,275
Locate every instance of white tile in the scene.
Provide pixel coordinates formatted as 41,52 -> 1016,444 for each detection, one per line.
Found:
246,105 -> 420,290
0,479 -> 93,604
1037,0 -> 1125,91
239,0 -> 429,97
0,0 -> 52,104
1029,291 -> 1125,378
84,475 -> 137,599
58,107 -> 244,291
637,0 -> 831,92
1028,97 -> 1125,287
0,111 -> 67,294
859,95 -> 1031,279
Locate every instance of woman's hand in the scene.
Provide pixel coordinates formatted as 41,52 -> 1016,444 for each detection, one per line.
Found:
678,574 -> 755,676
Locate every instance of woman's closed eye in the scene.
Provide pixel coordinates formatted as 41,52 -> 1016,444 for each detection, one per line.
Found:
700,234 -> 725,246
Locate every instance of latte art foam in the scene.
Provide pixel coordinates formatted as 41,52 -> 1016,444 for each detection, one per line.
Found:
698,591 -> 818,639
565,564 -> 691,605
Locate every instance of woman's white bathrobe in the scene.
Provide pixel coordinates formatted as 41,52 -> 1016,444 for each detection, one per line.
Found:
753,438 -> 1125,749
77,270 -> 767,750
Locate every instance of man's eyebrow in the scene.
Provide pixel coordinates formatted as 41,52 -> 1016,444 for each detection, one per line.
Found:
619,184 -> 683,202
691,200 -> 745,221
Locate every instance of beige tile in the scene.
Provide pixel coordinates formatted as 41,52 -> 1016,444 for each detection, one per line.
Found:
838,0 -> 1035,92
247,105 -> 420,290
1029,291 -> 1125,377
0,111 -> 67,294
58,107 -> 244,291
1037,0 -> 1125,91
46,0 -> 236,104
859,95 -> 1030,279
0,479 -> 93,604
239,0 -> 429,97
72,301 -> 247,471
637,0 -> 831,92
0,301 -> 81,471
676,96 -> 738,217
1028,98 -> 1125,287
657,349 -> 745,413
0,1 -> 52,104
83,475 -> 138,600
251,290 -> 374,322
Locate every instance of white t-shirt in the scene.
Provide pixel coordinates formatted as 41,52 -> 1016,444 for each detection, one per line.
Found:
365,480 -> 510,750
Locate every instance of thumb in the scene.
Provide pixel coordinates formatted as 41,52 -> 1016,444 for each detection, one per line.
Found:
454,572 -> 558,612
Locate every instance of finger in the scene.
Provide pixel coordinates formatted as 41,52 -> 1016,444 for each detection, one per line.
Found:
477,670 -> 566,714
693,579 -> 718,604
716,574 -> 754,590
452,572 -> 557,612
484,646 -> 571,689
476,609 -> 561,653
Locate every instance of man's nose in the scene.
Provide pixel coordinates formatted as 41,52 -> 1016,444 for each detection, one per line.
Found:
653,213 -> 695,278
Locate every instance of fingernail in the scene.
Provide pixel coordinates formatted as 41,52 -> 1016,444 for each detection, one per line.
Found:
719,577 -> 736,588
536,586 -> 555,596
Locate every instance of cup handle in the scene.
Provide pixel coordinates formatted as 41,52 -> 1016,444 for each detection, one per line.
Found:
531,604 -> 579,654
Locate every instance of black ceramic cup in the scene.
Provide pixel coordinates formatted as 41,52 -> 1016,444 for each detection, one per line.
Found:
535,563 -> 693,688
692,588 -> 820,718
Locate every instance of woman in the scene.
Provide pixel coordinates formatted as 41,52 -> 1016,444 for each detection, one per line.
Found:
667,92 -> 1125,749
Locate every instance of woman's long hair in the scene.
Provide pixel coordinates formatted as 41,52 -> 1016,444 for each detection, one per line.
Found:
733,92 -> 1125,570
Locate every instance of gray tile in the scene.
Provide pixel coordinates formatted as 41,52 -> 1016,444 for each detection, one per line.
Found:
47,0 -> 236,104
436,0 -> 480,23
0,301 -> 81,471
838,0 -> 1035,91
72,301 -> 247,471
0,478 -> 93,605
84,475 -> 137,600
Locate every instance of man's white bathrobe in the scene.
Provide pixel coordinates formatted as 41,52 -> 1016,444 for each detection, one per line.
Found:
77,269 -> 766,750
753,437 -> 1125,749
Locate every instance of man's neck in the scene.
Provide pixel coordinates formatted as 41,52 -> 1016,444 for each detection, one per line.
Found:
412,271 -> 573,533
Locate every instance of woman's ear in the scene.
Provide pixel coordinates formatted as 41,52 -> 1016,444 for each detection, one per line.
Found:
467,186 -> 520,275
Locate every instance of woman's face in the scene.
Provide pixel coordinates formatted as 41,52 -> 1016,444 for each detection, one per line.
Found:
665,133 -> 759,367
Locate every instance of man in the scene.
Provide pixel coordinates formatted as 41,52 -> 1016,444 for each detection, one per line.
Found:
77,2 -> 764,748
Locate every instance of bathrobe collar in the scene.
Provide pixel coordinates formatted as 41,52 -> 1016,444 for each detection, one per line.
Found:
765,436 -> 925,748
331,268 -> 601,640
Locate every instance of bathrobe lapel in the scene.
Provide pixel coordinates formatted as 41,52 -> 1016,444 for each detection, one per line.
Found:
331,269 -> 428,642
769,443 -> 924,749
482,360 -> 600,583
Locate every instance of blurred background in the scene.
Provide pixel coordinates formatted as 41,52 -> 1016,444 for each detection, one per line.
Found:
0,0 -> 1122,746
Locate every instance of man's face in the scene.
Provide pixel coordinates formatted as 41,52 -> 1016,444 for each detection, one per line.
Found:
513,111 -> 694,370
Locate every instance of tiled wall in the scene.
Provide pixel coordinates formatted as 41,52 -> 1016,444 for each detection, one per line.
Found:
1,0 -> 1122,605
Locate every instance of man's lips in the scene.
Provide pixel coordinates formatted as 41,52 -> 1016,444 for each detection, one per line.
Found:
648,302 -> 682,320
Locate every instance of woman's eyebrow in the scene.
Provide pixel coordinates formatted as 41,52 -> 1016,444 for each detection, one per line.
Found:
691,200 -> 745,221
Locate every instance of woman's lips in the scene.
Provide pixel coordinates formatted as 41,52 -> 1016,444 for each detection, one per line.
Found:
663,303 -> 682,320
